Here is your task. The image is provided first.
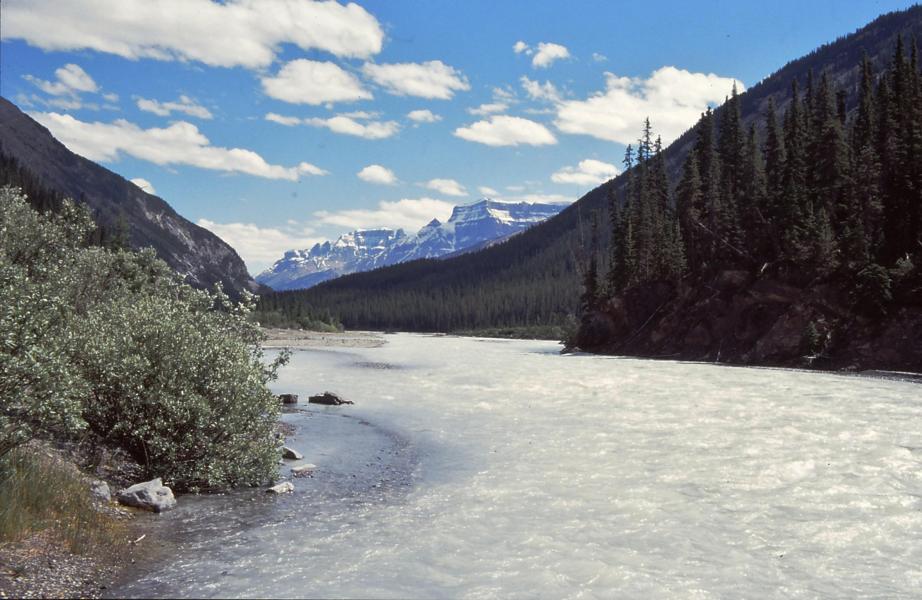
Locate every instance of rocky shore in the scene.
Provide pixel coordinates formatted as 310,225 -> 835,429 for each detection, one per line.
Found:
261,328 -> 385,349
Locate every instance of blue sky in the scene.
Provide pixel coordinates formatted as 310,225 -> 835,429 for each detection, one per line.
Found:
1,0 -> 917,273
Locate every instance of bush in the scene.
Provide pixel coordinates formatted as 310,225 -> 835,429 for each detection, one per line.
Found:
0,189 -> 90,455
76,287 -> 287,490
0,186 -> 288,490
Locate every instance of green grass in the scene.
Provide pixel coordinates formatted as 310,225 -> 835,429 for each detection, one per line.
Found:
0,447 -> 126,554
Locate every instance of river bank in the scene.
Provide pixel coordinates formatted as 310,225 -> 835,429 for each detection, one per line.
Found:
261,328 -> 385,349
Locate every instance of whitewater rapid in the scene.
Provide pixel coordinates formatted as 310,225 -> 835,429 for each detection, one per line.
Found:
113,334 -> 922,598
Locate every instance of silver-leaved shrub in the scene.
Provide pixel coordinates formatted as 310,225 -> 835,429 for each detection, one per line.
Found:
0,187 -> 288,490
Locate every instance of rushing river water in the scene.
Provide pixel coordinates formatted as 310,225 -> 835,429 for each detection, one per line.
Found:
113,334 -> 922,598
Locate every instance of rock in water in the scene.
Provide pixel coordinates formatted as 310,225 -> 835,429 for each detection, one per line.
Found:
267,482 -> 294,494
308,392 -> 353,405
291,463 -> 317,476
278,393 -> 299,404
282,446 -> 303,460
117,478 -> 176,512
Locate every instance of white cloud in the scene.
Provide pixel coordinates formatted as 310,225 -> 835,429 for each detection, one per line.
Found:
407,109 -> 441,123
265,112 -> 303,126
102,92 -> 119,102
424,178 -> 467,197
31,112 -> 328,181
136,95 -> 212,119
362,60 -> 470,99
520,76 -> 561,102
338,110 -> 379,119
197,219 -> 324,274
24,63 -> 98,96
555,66 -> 744,144
532,42 -> 570,68
314,198 -> 455,232
304,115 -> 399,139
468,102 -> 508,116
261,59 -> 371,105
454,115 -> 557,147
551,159 -> 620,186
357,164 -> 397,185
513,41 -> 529,54
478,186 -> 499,197
493,86 -> 516,101
3,0 -> 384,69
130,177 -> 156,194
507,193 -> 573,205
592,52 -> 608,63
264,111 -> 399,139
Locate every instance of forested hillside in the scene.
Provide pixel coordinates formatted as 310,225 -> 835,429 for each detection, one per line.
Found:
260,6 -> 922,337
572,36 -> 922,370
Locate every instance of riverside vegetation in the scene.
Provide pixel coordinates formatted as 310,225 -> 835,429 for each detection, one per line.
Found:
0,186 -> 288,560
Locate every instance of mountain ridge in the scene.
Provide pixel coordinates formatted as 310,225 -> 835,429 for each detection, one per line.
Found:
0,96 -> 260,295
256,198 -> 565,290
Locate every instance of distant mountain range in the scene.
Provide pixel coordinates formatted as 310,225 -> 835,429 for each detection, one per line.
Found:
0,96 -> 260,295
256,199 -> 564,290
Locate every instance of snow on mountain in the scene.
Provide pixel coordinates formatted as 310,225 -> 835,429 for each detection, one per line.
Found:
256,198 -> 565,291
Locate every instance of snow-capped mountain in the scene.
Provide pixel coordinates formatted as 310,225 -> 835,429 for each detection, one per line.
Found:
256,198 -> 565,291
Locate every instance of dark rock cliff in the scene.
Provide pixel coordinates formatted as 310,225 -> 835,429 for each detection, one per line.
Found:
572,268 -> 922,372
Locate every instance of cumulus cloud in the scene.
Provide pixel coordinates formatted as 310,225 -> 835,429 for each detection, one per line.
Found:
551,159 -> 620,186
304,115 -> 399,139
261,59 -> 371,105
130,177 -> 156,194
3,0 -> 384,69
592,52 -> 608,63
407,109 -> 441,123
478,186 -> 499,197
532,42 -> 570,68
31,112 -> 328,180
468,102 -> 508,116
520,76 -> 561,102
362,60 -> 470,99
136,95 -> 212,119
424,178 -> 466,197
555,66 -> 744,144
314,198 -> 455,232
357,164 -> 397,185
513,41 -> 570,68
24,63 -> 98,96
454,115 -> 557,147
197,219 -> 323,273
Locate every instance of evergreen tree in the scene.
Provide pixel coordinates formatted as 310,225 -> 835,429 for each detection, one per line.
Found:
580,213 -> 601,313
781,79 -> 810,262
717,84 -> 744,259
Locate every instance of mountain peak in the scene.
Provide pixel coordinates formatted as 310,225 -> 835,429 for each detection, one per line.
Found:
257,199 -> 566,290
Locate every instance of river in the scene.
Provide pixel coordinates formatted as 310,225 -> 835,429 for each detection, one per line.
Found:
113,333 -> 922,598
